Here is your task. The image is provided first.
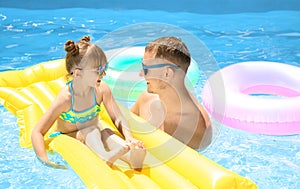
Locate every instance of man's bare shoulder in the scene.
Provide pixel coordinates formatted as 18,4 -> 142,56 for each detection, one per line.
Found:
132,91 -> 165,128
138,91 -> 159,101
131,91 -> 160,115
188,92 -> 211,128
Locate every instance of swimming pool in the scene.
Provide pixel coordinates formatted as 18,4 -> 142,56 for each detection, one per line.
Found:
1,1 -> 300,188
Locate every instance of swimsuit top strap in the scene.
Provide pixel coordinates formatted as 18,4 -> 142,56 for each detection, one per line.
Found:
91,87 -> 98,106
68,81 -> 75,111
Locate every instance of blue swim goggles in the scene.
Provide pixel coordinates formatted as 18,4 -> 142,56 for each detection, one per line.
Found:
96,64 -> 108,76
142,63 -> 180,75
76,63 -> 108,76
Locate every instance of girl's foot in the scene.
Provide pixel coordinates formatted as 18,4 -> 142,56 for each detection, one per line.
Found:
129,146 -> 146,171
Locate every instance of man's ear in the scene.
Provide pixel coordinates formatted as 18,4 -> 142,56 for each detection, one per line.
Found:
164,67 -> 174,80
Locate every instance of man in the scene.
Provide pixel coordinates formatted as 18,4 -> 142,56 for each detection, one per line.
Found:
131,36 -> 212,150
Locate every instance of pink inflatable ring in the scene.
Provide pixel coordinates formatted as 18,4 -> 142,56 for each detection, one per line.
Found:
201,61 -> 300,135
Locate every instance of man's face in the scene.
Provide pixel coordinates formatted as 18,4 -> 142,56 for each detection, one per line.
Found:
141,51 -> 169,94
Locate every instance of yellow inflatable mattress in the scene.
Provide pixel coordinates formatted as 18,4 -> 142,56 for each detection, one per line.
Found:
0,58 -> 257,189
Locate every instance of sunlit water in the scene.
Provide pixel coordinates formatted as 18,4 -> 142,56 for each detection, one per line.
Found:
1,7 -> 300,189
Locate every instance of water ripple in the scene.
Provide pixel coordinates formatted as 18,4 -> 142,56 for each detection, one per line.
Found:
0,8 -> 300,189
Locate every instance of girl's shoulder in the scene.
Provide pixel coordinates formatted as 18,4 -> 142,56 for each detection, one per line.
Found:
98,81 -> 111,92
56,85 -> 72,103
47,85 -> 72,113
94,81 -> 112,100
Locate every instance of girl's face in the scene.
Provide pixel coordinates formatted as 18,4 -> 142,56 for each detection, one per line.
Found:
77,44 -> 108,87
80,62 -> 108,87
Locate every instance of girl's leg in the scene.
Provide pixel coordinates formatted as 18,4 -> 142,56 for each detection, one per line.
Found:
101,128 -> 146,170
79,127 -> 129,166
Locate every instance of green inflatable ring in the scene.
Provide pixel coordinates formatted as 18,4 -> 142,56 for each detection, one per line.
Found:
103,46 -> 201,102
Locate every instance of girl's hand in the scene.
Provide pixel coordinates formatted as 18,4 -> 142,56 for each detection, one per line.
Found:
46,161 -> 67,169
126,138 -> 145,149
38,156 -> 67,169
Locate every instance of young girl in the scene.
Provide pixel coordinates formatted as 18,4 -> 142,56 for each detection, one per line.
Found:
31,36 -> 146,169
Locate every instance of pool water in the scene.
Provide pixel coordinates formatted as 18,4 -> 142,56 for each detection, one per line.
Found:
1,7 -> 300,189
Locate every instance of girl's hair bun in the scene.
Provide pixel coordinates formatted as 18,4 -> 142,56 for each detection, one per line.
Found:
64,40 -> 79,55
80,36 -> 90,43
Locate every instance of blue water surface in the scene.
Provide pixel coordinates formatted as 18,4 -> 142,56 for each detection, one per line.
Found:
1,7 -> 300,189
